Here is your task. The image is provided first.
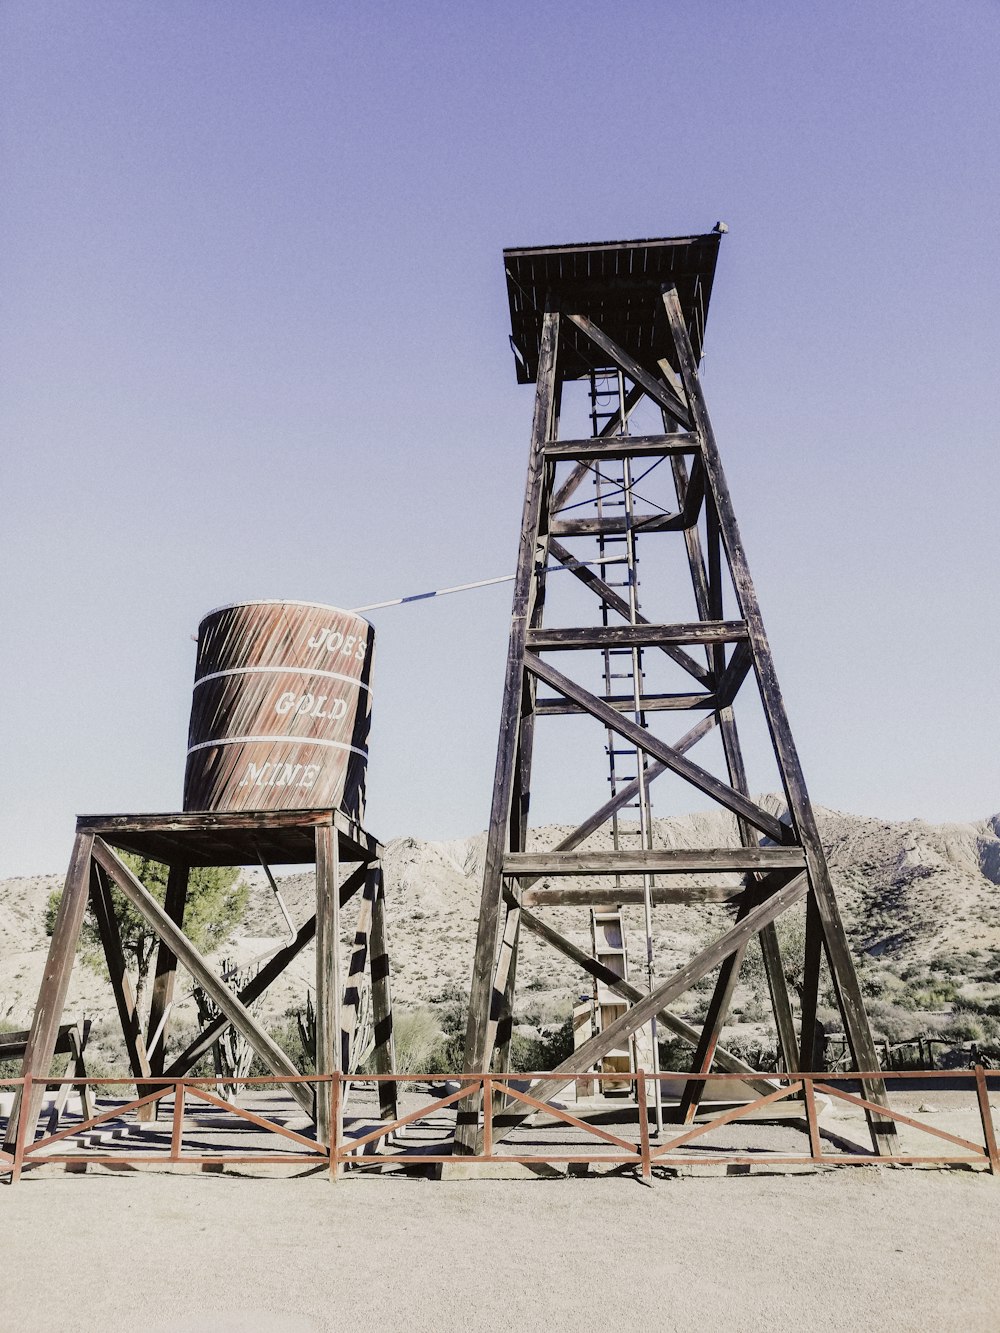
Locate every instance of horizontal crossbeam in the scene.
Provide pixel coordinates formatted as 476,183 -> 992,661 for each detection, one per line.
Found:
544,433 -> 699,461
550,512 -> 683,537
504,848 -> 805,876
527,622 -> 747,651
535,692 -> 716,715
521,884 -> 745,906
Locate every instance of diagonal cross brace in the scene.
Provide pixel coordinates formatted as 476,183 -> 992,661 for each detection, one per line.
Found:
482,872 -> 808,1149
92,838 -> 314,1117
565,311 -> 693,428
524,651 -> 790,845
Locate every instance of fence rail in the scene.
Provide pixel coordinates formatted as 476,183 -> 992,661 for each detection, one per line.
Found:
1,1067 -> 997,1183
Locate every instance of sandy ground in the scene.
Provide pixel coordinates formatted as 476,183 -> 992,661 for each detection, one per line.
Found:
2,1169 -> 998,1332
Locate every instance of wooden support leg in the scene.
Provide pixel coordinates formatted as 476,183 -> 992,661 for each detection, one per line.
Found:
315,824 -> 342,1147
458,306 -> 560,1155
799,894 -> 824,1070
145,863 -> 190,1077
341,872 -> 375,1075
369,865 -> 397,1121
3,832 -> 93,1153
491,902 -> 521,1079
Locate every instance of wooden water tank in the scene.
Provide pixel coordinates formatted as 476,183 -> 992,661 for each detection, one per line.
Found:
183,600 -> 374,819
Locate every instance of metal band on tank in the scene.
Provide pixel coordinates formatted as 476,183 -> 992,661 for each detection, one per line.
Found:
192,665 -> 372,693
186,736 -> 369,758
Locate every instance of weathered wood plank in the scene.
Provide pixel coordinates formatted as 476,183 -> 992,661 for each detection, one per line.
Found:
369,866 -> 397,1120
3,832 -> 94,1153
535,692 -> 715,715
315,823 -> 341,1145
145,863 -> 189,1077
89,862 -> 152,1086
522,884 -> 745,906
544,433 -> 698,461
505,847 -> 804,876
457,305 -> 560,1155
527,621 -> 747,650
550,512 -> 682,537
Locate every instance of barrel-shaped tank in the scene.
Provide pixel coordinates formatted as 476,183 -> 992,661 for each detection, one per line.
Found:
183,600 -> 374,819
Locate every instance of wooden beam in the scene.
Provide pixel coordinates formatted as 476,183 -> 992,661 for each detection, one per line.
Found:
522,884 -> 745,907
3,832 -> 94,1153
145,862 -> 189,1077
487,873 -> 809,1147
565,311 -> 693,428
315,823 -> 341,1145
535,692 -> 715,716
524,651 -> 791,844
527,621 -> 747,650
369,866 -> 397,1120
458,306 -> 561,1154
550,512 -> 682,537
504,848 -> 804,876
89,862 -> 152,1087
91,837 -> 313,1116
544,433 -> 698,461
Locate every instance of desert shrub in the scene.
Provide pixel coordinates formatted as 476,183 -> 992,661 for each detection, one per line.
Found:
392,1007 -> 446,1073
939,1016 -> 985,1043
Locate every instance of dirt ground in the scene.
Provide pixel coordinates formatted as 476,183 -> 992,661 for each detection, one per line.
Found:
3,1168 -> 998,1332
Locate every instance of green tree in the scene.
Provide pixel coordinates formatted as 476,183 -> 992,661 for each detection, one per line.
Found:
45,854 -> 249,1023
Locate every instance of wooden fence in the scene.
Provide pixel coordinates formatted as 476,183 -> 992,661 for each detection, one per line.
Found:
1,1067 -> 997,1183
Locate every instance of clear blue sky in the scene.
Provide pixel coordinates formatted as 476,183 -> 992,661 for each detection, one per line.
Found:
2,1 -> 998,876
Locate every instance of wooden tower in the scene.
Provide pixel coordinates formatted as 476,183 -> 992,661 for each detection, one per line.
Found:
457,230 -> 894,1155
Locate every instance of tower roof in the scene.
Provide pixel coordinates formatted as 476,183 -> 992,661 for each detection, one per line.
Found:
503,231 -> 722,384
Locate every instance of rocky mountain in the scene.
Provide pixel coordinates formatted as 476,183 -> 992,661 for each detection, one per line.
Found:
2,803 -> 999,1065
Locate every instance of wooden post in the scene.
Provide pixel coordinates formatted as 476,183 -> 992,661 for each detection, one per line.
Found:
11,1074 -> 31,1184
974,1065 -> 999,1175
315,823 -> 341,1148
330,1073 -> 343,1180
482,1076 -> 493,1158
3,833 -> 93,1154
170,1083 -> 185,1162
145,862 -> 190,1077
803,1076 -> 823,1162
369,864 -> 397,1121
637,1069 -> 652,1181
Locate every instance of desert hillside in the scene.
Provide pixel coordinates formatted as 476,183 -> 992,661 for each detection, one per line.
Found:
2,802 -> 999,1069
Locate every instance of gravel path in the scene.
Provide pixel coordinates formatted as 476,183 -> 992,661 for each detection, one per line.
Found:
3,1168 -> 998,1332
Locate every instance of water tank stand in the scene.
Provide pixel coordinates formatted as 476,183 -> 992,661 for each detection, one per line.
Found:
3,807 -> 396,1155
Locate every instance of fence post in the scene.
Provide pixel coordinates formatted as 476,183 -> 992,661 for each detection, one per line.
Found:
483,1076 -> 492,1159
803,1075 -> 823,1163
170,1082 -> 185,1163
637,1069 -> 651,1182
11,1076 -> 30,1184
974,1065 -> 999,1176
330,1074 -> 342,1181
